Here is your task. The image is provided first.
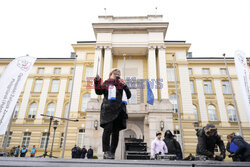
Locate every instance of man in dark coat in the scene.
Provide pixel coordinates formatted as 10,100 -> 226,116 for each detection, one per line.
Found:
76,146 -> 82,158
71,145 -> 77,158
87,146 -> 94,159
163,130 -> 182,160
81,145 -> 87,159
227,133 -> 250,162
94,68 -> 131,159
196,124 -> 226,161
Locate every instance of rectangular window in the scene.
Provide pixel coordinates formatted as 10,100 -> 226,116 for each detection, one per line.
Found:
13,103 -> 20,119
33,80 -> 43,92
128,89 -> 137,104
167,68 -> 175,82
59,133 -> 64,148
2,132 -> 13,148
204,81 -> 213,94
174,130 -> 181,144
51,80 -> 60,92
70,68 -> 74,75
37,68 -> 44,74
222,81 -> 232,94
68,80 -> 72,92
40,133 -> 48,149
202,68 -> 210,75
188,68 -> 192,75
220,68 -> 227,75
190,81 -> 195,94
21,132 -> 31,147
85,67 -> 93,80
77,129 -> 85,148
54,68 -> 61,74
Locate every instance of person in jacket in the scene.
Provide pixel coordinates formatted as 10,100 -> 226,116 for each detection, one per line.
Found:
94,68 -> 131,159
20,146 -> 28,157
81,145 -> 87,159
173,134 -> 183,159
87,146 -> 94,159
30,145 -> 37,157
76,146 -> 82,158
196,124 -> 226,161
163,130 -> 182,160
227,133 -> 250,162
151,131 -> 168,159
10,146 -> 16,157
14,145 -> 20,157
71,145 -> 77,158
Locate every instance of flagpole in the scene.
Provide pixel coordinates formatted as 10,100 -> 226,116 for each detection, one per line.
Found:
123,54 -> 126,79
223,53 -> 243,137
61,54 -> 77,158
2,111 -> 14,153
172,54 -> 184,154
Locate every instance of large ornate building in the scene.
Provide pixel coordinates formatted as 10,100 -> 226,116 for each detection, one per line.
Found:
0,15 -> 249,159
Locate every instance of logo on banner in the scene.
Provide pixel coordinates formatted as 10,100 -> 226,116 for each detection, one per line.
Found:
236,52 -> 247,66
17,60 -> 31,71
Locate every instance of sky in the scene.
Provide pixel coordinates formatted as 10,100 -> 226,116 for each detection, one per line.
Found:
0,0 -> 249,59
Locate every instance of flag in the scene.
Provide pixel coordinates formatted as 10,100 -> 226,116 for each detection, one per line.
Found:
0,56 -> 36,135
147,80 -> 154,105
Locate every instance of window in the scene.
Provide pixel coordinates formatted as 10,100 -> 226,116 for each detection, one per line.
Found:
202,68 -> 210,75
208,105 -> 218,121
222,81 -> 232,94
228,105 -> 237,122
37,68 -> 44,74
46,103 -> 55,116
2,132 -> 12,148
54,68 -> 61,74
68,80 -> 72,92
64,103 -> 69,118
81,94 -> 90,112
28,103 -> 37,119
167,68 -> 175,82
70,68 -> 75,75
190,81 -> 195,94
85,67 -> 93,80
193,105 -> 198,121
21,132 -> 31,147
174,130 -> 181,144
204,81 -> 213,94
77,129 -> 85,148
40,132 -> 48,148
13,103 -> 20,119
33,80 -> 43,92
188,68 -> 192,75
59,133 -> 64,148
170,94 -> 178,113
128,89 -> 137,104
51,80 -> 60,92
220,68 -> 227,75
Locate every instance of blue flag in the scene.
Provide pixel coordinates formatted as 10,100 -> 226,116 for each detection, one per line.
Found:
147,80 -> 154,105
229,141 -> 239,153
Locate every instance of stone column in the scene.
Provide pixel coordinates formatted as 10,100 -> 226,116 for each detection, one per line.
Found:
102,46 -> 113,81
157,46 -> 168,100
148,46 -> 158,100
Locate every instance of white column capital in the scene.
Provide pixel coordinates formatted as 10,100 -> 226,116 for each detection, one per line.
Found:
148,45 -> 157,50
95,45 -> 103,50
103,45 -> 112,50
158,45 -> 166,50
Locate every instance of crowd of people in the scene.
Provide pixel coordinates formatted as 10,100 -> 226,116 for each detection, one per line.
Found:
71,145 -> 94,159
9,145 -> 37,157
151,123 -> 250,162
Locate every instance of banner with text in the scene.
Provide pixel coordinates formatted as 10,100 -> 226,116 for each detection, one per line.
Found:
0,56 -> 36,135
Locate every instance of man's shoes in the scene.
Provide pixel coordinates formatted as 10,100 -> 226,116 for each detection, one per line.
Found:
103,151 -> 112,159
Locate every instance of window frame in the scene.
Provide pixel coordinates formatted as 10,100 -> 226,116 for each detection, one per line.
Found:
21,132 -> 31,148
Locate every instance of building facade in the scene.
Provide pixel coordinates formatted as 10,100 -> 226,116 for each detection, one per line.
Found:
0,15 -> 250,159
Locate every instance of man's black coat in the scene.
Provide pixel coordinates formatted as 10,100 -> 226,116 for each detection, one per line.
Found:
231,136 -> 250,161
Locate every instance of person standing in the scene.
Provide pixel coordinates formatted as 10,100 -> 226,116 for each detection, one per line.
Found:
151,131 -> 168,159
81,146 -> 87,159
14,145 -> 20,157
71,145 -> 77,158
94,68 -> 131,159
20,146 -> 28,157
227,133 -> 250,162
163,130 -> 182,160
196,124 -> 226,161
10,146 -> 16,157
30,145 -> 37,157
87,146 -> 93,159
76,146 -> 82,158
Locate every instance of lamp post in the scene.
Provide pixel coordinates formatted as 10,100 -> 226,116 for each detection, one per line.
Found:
49,120 -> 59,158
94,120 -> 98,130
160,121 -> 164,131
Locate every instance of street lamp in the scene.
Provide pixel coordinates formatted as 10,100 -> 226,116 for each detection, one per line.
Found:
160,121 -> 164,131
94,120 -> 98,130
49,120 -> 59,158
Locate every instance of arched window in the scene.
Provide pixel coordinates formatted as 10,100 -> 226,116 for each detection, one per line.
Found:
46,103 -> 55,116
193,105 -> 198,121
64,103 -> 69,118
228,105 -> 237,122
28,102 -> 37,118
81,94 -> 90,112
170,94 -> 178,113
208,105 -> 218,121
13,103 -> 20,118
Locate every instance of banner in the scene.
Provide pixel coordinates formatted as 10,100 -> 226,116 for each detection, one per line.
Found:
0,56 -> 36,135
234,51 -> 250,123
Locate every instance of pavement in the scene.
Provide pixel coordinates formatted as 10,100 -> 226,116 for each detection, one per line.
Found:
0,157 -> 250,167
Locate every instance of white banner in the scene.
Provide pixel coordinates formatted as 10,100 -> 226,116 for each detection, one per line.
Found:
234,50 -> 250,123
0,56 -> 36,135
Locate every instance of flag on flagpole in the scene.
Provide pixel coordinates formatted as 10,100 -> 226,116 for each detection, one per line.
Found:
147,80 -> 154,105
